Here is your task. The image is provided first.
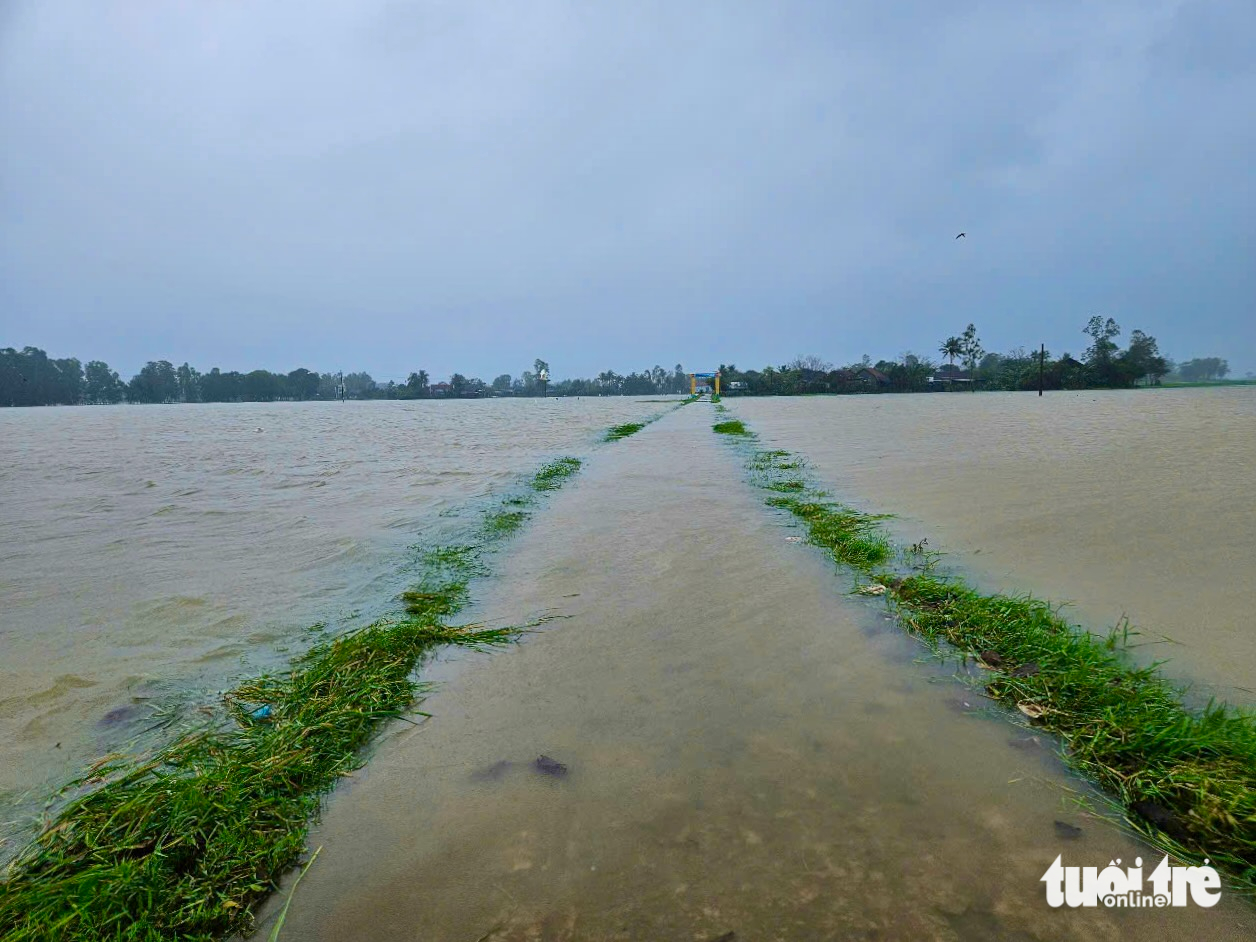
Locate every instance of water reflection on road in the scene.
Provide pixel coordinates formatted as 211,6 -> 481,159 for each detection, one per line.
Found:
270,403 -> 1254,941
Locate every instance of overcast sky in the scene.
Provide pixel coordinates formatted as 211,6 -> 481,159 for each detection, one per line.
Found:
2,0 -> 1253,381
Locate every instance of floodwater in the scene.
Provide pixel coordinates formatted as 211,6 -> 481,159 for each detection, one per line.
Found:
262,403 -> 1254,941
0,398 -> 664,819
734,386 -> 1256,705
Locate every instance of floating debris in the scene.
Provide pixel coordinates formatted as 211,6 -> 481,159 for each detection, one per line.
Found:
96,705 -> 142,729
1054,820 -> 1084,840
784,536 -> 802,543
534,755 -> 568,777
1017,701 -> 1048,720
978,650 -> 1005,669
249,705 -> 274,723
1131,800 -> 1192,842
471,760 -> 515,782
856,583 -> 887,596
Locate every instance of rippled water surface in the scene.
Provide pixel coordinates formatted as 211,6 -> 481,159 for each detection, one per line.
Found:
735,386 -> 1256,704
7,394 -> 1254,937
266,402 -> 1255,941
0,398 -> 665,808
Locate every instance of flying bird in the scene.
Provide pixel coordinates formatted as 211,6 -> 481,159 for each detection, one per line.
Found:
955,232 -> 966,239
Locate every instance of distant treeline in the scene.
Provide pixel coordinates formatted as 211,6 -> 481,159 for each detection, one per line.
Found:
718,318 -> 1238,396
1,319 -> 1240,407
0,350 -> 694,406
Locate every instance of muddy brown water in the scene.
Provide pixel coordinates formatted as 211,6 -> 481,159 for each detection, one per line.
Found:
259,403 -> 1255,941
733,387 -> 1256,706
0,398 -> 665,824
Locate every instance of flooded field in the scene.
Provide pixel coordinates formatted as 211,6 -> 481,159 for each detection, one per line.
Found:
0,398 -> 663,812
735,387 -> 1256,705
263,403 -> 1255,940
5,391 -> 1254,939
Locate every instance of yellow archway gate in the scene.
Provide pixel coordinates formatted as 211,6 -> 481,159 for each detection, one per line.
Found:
690,372 -> 720,396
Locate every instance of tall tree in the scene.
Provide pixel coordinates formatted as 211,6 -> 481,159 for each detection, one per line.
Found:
5,347 -> 52,405
671,363 -> 687,394
176,363 -> 201,402
406,370 -> 430,398
1082,316 -> 1122,386
1119,331 -> 1168,386
960,324 -> 983,386
84,360 -> 125,403
53,358 -> 85,404
201,368 -> 244,402
596,370 -> 623,394
286,368 -> 320,400
790,354 -> 833,373
939,336 -> 963,367
1178,357 -> 1230,381
128,361 -> 179,404
342,372 -> 376,398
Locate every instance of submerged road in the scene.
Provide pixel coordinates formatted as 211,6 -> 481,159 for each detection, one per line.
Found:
264,403 -> 1254,941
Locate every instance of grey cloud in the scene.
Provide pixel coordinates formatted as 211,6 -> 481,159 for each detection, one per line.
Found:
1,0 -> 1253,379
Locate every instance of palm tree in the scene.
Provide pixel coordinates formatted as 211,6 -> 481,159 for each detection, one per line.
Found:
940,337 -> 963,367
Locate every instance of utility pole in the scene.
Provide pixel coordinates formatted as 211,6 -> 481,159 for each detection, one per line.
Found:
1038,344 -> 1045,397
